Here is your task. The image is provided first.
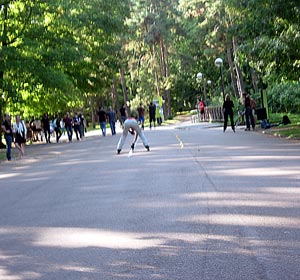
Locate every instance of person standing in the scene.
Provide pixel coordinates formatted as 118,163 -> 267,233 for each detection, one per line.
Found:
13,114 -> 27,157
41,113 -> 51,143
53,114 -> 62,143
120,104 -> 127,126
73,112 -> 82,140
63,112 -> 73,142
60,118 -> 65,135
117,116 -> 150,154
149,102 -> 156,129
1,113 -> 13,161
155,104 -> 162,125
35,118 -> 43,141
107,106 -> 116,135
78,113 -> 85,137
29,116 -> 38,142
223,93 -> 235,132
199,99 -> 205,121
244,93 -> 255,131
137,103 -> 145,130
97,106 -> 107,136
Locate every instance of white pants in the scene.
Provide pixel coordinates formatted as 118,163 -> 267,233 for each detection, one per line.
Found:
117,119 -> 148,150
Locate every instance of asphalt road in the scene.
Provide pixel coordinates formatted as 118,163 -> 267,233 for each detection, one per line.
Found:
0,121 -> 300,280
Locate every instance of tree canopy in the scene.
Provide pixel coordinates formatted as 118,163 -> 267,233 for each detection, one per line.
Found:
0,0 -> 299,121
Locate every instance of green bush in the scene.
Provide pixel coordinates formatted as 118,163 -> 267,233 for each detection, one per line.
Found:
267,82 -> 300,113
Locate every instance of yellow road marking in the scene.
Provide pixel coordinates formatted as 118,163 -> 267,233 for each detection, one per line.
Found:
175,134 -> 184,149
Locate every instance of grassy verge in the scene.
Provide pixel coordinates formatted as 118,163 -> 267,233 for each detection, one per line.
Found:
261,113 -> 300,140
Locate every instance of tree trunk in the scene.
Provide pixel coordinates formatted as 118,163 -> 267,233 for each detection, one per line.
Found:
112,77 -> 121,121
0,4 -> 8,149
119,67 -> 130,116
159,37 -> 171,118
232,36 -> 245,98
250,68 -> 259,93
226,40 -> 239,99
90,95 -> 96,128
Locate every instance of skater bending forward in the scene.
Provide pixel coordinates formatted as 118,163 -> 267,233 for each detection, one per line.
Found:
117,117 -> 150,154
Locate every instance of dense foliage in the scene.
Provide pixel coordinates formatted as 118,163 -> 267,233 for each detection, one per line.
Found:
0,0 -> 299,123
268,82 -> 300,114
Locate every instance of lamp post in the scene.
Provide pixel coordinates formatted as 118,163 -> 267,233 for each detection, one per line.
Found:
196,72 -> 207,104
207,80 -> 212,98
215,58 -> 225,101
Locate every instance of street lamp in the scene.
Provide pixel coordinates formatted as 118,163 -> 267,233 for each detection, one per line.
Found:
196,72 -> 207,104
215,58 -> 225,101
207,80 -> 212,98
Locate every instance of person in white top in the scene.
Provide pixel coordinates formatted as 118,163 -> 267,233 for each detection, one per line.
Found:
13,114 -> 27,156
117,116 -> 150,154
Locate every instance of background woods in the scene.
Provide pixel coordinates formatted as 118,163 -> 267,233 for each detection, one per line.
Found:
0,0 -> 299,126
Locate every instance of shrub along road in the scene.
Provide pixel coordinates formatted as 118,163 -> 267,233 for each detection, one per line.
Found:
0,121 -> 299,280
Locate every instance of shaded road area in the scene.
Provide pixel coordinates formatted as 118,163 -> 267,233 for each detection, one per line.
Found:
0,121 -> 300,280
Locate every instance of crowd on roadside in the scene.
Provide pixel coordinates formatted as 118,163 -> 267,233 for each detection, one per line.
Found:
1,111 -> 87,161
28,112 -> 87,144
1,101 -> 165,161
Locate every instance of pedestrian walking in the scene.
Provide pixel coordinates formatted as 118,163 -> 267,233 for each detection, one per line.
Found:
41,113 -> 51,143
117,116 -> 150,154
13,114 -> 27,157
120,104 -> 127,127
149,102 -> 156,129
199,99 -> 205,121
79,113 -> 85,137
155,104 -> 162,125
73,112 -> 82,140
244,93 -> 255,131
1,113 -> 13,161
63,112 -> 73,142
53,114 -> 62,143
97,106 -> 107,136
137,103 -> 145,130
107,106 -> 116,135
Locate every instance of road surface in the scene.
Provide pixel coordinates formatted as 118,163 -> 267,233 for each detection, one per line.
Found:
0,121 -> 299,280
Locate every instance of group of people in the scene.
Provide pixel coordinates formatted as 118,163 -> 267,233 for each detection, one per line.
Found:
2,114 -> 27,160
1,111 -> 88,161
30,112 -> 87,143
222,92 -> 256,132
96,102 -> 163,138
62,112 -> 86,142
96,106 -> 117,137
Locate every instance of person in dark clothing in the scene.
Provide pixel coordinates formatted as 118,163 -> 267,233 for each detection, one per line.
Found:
73,112 -> 82,140
78,113 -> 85,137
223,93 -> 235,132
41,113 -> 51,143
149,102 -> 156,129
97,106 -> 107,136
107,106 -> 116,135
1,113 -> 13,161
63,112 -> 73,142
244,93 -> 255,131
120,104 -> 127,126
53,114 -> 62,143
137,103 -> 145,130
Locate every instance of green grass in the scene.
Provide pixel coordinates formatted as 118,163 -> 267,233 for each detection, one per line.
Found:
268,112 -> 300,124
263,113 -> 300,140
270,125 -> 300,139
